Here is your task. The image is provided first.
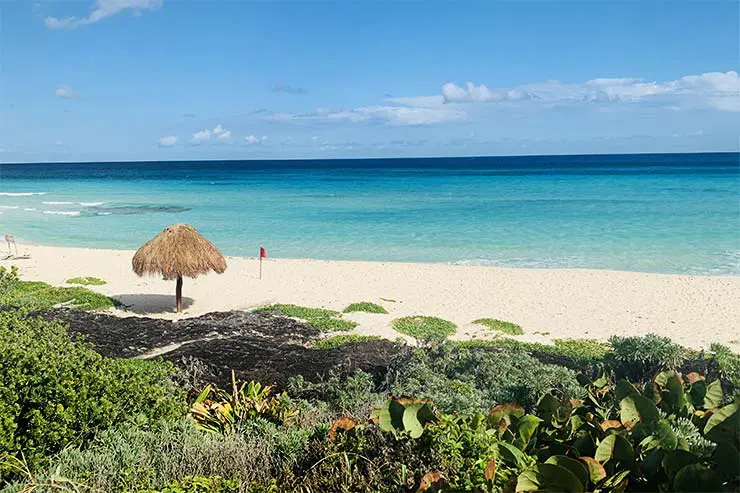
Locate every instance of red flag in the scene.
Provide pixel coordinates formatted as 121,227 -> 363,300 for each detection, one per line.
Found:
260,246 -> 266,259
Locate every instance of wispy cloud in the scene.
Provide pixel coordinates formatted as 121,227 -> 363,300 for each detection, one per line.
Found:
269,83 -> 308,94
190,125 -> 233,144
266,104 -> 465,126
244,135 -> 267,145
45,0 -> 162,29
158,135 -> 177,147
439,71 -> 740,111
55,84 -> 79,99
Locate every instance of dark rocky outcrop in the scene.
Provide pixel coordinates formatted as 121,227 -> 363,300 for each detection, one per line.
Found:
40,309 -> 403,388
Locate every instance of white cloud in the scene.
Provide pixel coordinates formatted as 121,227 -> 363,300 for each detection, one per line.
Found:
191,129 -> 211,144
245,135 -> 267,145
158,135 -> 177,147
438,71 -> 740,111
190,124 -> 231,144
55,84 -> 79,99
45,0 -> 162,29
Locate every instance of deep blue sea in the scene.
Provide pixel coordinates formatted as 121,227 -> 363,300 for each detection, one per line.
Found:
0,153 -> 738,275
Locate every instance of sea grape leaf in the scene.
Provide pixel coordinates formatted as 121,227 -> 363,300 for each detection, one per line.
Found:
703,380 -> 723,409
516,415 -> 543,450
673,464 -> 724,492
662,449 -> 699,480
516,463 -> 585,493
704,400 -> 739,444
498,441 -> 527,469
615,379 -> 640,401
545,455 -> 589,487
653,419 -> 678,451
595,434 -> 634,464
579,457 -> 607,484
620,394 -> 659,428
688,380 -> 707,408
712,441 -> 740,481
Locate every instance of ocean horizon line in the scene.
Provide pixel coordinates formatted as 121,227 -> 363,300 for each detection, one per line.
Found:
2,150 -> 738,167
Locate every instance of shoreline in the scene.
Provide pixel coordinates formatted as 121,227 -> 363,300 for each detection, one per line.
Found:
3,243 -> 739,351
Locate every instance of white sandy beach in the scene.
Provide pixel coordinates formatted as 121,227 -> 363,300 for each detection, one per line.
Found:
3,244 -> 739,351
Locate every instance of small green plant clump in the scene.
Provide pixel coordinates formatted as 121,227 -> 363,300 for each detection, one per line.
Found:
253,304 -> 357,332
0,280 -> 117,311
472,317 -> 524,335
343,302 -> 388,314
311,334 -> 382,349
392,315 -> 456,342
66,276 -> 107,286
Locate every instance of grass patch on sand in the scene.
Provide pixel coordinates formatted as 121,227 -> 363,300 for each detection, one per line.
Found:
0,281 -> 118,311
66,276 -> 107,286
472,318 -> 523,335
311,334 -> 383,349
392,316 -> 456,342
343,302 -> 388,314
254,304 -> 357,332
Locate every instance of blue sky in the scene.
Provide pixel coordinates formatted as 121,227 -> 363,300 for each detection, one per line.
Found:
1,0 -> 739,163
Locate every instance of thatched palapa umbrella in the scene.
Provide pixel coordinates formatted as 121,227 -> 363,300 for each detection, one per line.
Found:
132,224 -> 227,312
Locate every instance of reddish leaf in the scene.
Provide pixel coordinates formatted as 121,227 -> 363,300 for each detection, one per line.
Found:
417,472 -> 446,492
484,458 -> 496,482
687,372 -> 705,384
328,416 -> 356,440
579,456 -> 607,483
600,420 -> 622,431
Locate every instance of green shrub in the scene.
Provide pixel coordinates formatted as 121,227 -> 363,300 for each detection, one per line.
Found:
253,304 -> 357,332
609,333 -> 687,380
287,371 -> 384,419
311,334 -> 382,349
455,337 -> 611,367
0,280 -> 117,311
710,343 -> 740,392
0,310 -> 186,481
0,266 -> 19,295
472,318 -> 523,335
386,344 -> 584,414
392,316 -> 456,342
343,302 -> 388,314
138,475 -> 240,493
14,419 -> 313,492
66,276 -> 107,286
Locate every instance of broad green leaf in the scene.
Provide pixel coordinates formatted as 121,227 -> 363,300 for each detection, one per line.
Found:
620,394 -> 659,428
688,380 -> 707,408
376,399 -> 405,433
545,456 -> 589,487
663,373 -> 686,410
516,463 -> 585,493
402,403 -> 425,438
653,419 -> 678,451
713,441 -> 740,481
595,434 -> 634,464
661,449 -> 699,479
517,415 -> 543,450
579,457 -> 607,484
598,470 -> 630,492
704,400 -> 739,444
537,393 -> 560,423
703,380 -> 723,409
489,403 -> 525,428
498,441 -> 527,469
615,379 -> 640,401
673,464 -> 724,492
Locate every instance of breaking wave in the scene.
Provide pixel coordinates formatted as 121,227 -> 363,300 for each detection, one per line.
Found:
0,192 -> 47,196
81,205 -> 191,216
43,210 -> 81,216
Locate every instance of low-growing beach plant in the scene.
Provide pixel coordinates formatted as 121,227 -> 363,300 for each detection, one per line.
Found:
0,266 -> 20,294
454,337 -> 611,368
391,315 -> 456,342
311,334 -> 382,349
710,343 -> 740,393
0,310 -> 186,482
342,302 -> 388,314
65,276 -> 107,286
0,279 -> 118,311
253,304 -> 357,332
472,317 -> 524,335
609,333 -> 687,380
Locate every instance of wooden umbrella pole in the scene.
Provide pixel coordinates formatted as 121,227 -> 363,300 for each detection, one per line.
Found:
176,275 -> 183,312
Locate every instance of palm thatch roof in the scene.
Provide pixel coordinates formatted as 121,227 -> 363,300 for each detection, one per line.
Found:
132,224 -> 227,280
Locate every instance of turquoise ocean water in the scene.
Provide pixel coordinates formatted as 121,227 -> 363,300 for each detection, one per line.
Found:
0,153 -> 738,275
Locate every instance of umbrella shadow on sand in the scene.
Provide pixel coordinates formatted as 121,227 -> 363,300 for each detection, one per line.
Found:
113,294 -> 195,315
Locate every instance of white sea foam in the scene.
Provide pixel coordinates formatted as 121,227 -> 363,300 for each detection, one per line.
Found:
0,206 -> 18,209
42,201 -> 104,206
24,208 -> 37,211
0,192 -> 47,196
43,210 -> 81,216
